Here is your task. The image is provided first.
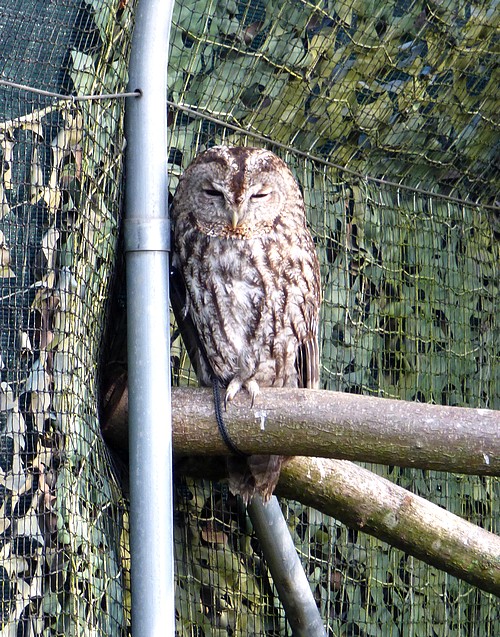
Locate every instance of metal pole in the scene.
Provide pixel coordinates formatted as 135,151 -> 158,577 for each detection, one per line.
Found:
124,1 -> 175,635
247,496 -> 327,637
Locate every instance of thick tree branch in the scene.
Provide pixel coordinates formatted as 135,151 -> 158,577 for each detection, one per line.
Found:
277,457 -> 500,597
103,383 -> 499,475
102,382 -> 500,596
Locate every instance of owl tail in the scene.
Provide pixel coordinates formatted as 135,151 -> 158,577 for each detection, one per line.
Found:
228,454 -> 284,504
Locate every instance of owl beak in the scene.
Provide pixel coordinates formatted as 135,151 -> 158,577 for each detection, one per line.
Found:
231,203 -> 246,229
231,210 -> 239,229
230,198 -> 246,229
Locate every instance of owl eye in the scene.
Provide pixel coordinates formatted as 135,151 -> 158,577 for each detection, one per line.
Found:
251,191 -> 272,199
203,188 -> 224,197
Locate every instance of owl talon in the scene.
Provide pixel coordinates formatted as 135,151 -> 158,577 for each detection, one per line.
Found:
224,379 -> 242,408
224,378 -> 260,408
244,380 -> 260,407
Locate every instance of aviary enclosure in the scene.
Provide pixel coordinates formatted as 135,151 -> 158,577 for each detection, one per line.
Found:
0,0 -> 498,635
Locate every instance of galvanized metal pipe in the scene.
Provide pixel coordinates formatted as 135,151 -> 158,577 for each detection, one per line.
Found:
248,496 -> 327,637
124,0 -> 175,634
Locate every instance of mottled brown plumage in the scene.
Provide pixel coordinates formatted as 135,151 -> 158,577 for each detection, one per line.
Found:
171,146 -> 321,503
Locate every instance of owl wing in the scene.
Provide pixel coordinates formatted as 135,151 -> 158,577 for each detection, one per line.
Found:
170,257 -> 212,387
296,330 -> 320,390
293,247 -> 321,390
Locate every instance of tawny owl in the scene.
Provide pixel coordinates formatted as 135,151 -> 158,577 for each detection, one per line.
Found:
171,146 -> 321,503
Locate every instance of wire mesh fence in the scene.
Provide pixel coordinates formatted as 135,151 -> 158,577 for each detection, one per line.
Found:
0,0 -> 498,635
168,0 -> 499,636
0,0 -> 134,634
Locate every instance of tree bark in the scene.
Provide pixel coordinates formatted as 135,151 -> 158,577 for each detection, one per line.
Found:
102,384 -> 500,475
102,382 -> 500,596
277,457 -> 500,597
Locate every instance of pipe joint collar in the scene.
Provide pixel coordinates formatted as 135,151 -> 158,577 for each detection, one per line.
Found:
124,217 -> 171,253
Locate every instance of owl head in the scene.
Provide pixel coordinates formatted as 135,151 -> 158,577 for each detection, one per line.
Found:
172,146 -> 304,239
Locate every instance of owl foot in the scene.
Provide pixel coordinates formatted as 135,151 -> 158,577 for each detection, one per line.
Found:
245,380 -> 260,407
224,378 -> 260,408
224,378 -> 242,408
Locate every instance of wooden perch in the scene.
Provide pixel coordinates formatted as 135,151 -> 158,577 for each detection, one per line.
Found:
103,383 -> 499,475
174,388 -> 499,474
277,457 -> 500,597
102,382 -> 500,595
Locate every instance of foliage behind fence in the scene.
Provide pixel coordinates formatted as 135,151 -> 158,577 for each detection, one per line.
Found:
0,0 -> 497,635
0,0 -> 135,634
168,1 -> 499,635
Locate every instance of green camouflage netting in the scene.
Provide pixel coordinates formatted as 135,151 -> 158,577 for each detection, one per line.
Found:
0,0 -> 498,635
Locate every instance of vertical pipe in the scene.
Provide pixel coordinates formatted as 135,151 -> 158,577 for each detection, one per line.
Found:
248,496 -> 327,637
125,1 -> 175,635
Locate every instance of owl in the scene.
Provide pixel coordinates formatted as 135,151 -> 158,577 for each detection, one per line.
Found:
171,146 -> 321,503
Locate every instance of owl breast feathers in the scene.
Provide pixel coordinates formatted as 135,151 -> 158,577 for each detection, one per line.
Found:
171,146 -> 321,503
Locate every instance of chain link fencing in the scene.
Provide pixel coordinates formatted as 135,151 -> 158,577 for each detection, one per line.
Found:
0,0 -> 498,635
168,1 -> 499,636
0,0 -> 135,634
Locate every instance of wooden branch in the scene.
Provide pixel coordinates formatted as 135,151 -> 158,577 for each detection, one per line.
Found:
173,455 -> 500,597
159,387 -> 498,474
102,381 -> 500,596
102,384 -> 499,474
277,457 -> 500,597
